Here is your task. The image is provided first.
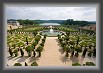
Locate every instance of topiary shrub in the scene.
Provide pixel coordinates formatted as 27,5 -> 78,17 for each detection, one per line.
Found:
13,49 -> 19,57
14,63 -> 22,66
31,62 -> 38,66
86,62 -> 96,66
72,62 -> 81,66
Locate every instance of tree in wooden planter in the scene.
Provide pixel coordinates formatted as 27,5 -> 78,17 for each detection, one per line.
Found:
20,48 -> 24,57
35,35 -> 41,43
71,50 -> 75,57
33,50 -> 36,57
65,46 -> 70,57
8,47 -> 13,57
13,49 -> 19,57
31,62 -> 38,66
14,63 -> 22,66
36,46 -> 43,57
82,48 -> 87,57
75,47 -> 82,53
25,46 -> 33,57
32,42 -> 37,49
25,62 -> 28,66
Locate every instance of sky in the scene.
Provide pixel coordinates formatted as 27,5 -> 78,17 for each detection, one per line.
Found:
7,7 -> 96,21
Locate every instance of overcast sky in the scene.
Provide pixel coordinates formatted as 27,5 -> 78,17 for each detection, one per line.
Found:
7,7 -> 96,21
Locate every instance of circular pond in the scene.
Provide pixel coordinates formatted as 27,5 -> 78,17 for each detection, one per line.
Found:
41,28 -> 62,36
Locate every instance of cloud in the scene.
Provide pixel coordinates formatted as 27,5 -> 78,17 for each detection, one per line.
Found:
7,7 -> 96,21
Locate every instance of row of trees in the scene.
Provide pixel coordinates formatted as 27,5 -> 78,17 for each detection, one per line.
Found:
35,34 -> 47,57
57,33 -> 96,58
17,19 -> 38,25
64,19 -> 89,26
72,62 -> 95,66
13,62 -> 38,66
8,34 -> 47,58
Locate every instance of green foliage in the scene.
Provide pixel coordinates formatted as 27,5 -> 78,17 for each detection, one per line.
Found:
64,19 -> 89,26
36,46 -> 43,57
33,31 -> 37,37
86,62 -> 96,66
61,41 -> 66,47
25,46 -> 33,57
14,63 -> 22,66
72,62 -> 81,66
32,42 -> 37,49
69,41 -> 75,45
75,47 -> 82,53
17,19 -> 38,25
13,49 -> 18,53
40,42 -> 44,46
35,35 -> 41,43
31,62 -> 38,66
36,46 -> 43,52
25,46 -> 33,53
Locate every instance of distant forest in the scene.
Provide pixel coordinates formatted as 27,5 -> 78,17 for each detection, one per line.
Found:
17,19 -> 96,26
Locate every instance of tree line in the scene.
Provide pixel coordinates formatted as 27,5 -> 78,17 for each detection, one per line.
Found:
64,19 -> 89,26
17,19 -> 38,25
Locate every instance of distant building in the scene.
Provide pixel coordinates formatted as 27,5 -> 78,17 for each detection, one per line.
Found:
7,19 -> 20,26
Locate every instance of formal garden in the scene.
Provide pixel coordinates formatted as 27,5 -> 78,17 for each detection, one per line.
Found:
7,25 -> 96,66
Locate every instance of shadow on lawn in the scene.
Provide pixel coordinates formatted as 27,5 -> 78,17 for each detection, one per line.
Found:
59,56 -> 70,63
70,56 -> 79,63
17,56 -> 29,62
58,48 -> 64,54
7,56 -> 15,61
28,56 -> 40,63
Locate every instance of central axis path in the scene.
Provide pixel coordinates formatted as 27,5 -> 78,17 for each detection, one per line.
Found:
37,37 -> 72,66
